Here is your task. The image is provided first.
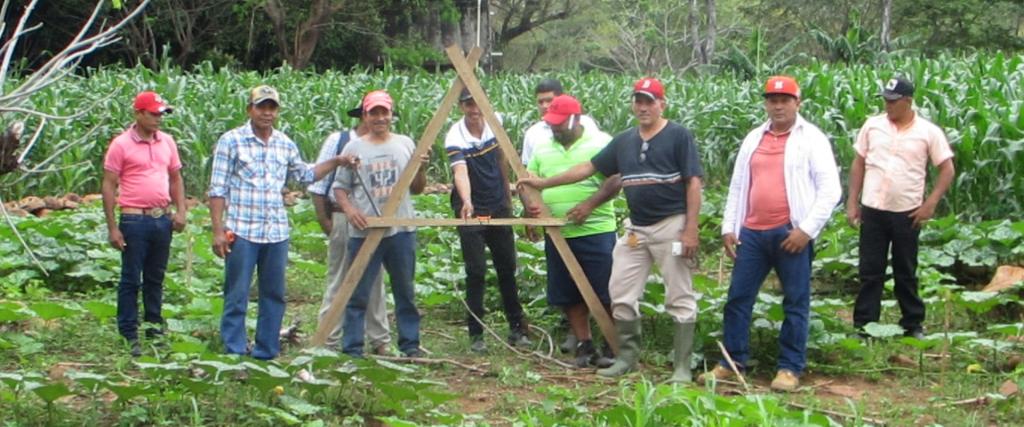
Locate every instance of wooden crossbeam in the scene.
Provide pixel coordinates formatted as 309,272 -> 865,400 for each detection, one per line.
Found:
446,46 -> 619,353
364,217 -> 566,228
312,46 -> 619,355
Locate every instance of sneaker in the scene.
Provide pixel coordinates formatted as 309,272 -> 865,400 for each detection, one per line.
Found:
403,349 -> 423,358
144,327 -> 165,339
770,369 -> 800,392
593,343 -> 615,368
903,328 -> 925,340
697,365 -> 736,383
559,334 -> 579,354
574,340 -> 596,368
129,340 -> 142,358
509,330 -> 532,349
470,336 -> 486,353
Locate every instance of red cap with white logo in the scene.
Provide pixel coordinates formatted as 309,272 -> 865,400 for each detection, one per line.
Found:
133,91 -> 173,114
633,77 -> 665,100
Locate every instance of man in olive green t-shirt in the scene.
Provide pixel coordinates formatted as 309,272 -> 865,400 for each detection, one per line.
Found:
525,94 -> 621,368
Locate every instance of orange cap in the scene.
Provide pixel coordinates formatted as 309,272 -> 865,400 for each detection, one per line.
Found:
763,76 -> 800,99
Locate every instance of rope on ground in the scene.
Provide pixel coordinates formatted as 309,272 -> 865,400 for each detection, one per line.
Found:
454,281 -> 576,370
528,323 -> 555,359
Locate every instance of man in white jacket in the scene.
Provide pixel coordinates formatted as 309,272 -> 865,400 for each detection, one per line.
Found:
699,76 -> 841,392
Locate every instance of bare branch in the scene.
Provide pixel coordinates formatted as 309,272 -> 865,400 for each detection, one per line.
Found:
0,107 -> 85,121
16,118 -> 42,165
0,0 -> 40,89
0,0 -> 152,109
0,194 -> 48,275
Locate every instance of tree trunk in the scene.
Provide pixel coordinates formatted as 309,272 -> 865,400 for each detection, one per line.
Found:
704,0 -> 716,63
688,0 -> 702,64
881,0 -> 892,51
263,0 -> 343,69
453,1 -> 491,68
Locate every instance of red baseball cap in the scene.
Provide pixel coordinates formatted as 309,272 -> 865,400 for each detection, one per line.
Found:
362,90 -> 393,113
133,91 -> 172,114
763,76 -> 800,99
633,77 -> 665,100
542,95 -> 583,126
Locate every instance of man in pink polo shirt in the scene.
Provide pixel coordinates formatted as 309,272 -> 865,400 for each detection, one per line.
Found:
102,91 -> 187,357
700,76 -> 841,392
848,77 -> 955,341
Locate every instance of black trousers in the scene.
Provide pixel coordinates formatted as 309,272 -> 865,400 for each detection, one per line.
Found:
853,206 -> 925,332
458,211 -> 525,337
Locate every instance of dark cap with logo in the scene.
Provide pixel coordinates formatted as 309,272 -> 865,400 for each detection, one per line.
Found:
881,77 -> 915,100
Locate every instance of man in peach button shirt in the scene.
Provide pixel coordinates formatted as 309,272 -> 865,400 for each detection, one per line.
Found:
699,76 -> 841,392
847,76 -> 955,341
102,91 -> 188,357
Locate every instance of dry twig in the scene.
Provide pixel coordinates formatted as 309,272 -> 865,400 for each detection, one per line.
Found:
785,401 -> 888,426
716,340 -> 749,390
372,354 -> 487,374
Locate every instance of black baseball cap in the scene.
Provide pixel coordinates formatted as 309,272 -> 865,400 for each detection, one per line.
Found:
346,104 -> 399,118
881,77 -> 915,100
346,104 -> 362,118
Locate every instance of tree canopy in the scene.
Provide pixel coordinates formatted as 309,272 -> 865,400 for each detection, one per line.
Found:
4,0 -> 1023,74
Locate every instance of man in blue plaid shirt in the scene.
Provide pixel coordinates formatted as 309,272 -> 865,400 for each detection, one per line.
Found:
209,85 -> 357,360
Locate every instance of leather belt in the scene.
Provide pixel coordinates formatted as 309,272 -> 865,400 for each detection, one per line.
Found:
121,207 -> 169,218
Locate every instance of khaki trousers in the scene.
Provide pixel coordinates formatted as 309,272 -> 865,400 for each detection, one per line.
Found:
318,212 -> 390,348
608,214 -> 699,323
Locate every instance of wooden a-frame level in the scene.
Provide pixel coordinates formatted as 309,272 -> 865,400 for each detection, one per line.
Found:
312,46 -> 620,354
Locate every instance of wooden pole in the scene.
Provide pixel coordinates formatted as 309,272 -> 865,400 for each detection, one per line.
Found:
311,48 -> 485,346
446,46 -> 620,353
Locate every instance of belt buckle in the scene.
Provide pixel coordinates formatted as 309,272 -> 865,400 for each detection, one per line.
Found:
148,207 -> 166,218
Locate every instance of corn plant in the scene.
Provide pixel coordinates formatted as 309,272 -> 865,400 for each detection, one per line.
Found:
4,53 -> 1024,221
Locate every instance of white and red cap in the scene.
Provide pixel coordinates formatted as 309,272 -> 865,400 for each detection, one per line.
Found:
633,77 -> 665,100
542,95 -> 583,126
763,76 -> 801,99
134,91 -> 172,114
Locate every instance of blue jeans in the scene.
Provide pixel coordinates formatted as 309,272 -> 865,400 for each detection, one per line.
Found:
721,225 -> 813,374
342,231 -> 419,356
220,237 -> 289,360
117,214 -> 172,341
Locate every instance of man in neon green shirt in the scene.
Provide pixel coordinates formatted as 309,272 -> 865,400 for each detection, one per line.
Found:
525,94 -> 622,368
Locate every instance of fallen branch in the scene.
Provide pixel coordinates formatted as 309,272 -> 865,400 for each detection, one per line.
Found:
934,395 -> 995,408
542,373 -> 604,383
422,328 -> 456,342
372,354 -> 488,374
0,193 -> 47,274
785,401 -> 888,426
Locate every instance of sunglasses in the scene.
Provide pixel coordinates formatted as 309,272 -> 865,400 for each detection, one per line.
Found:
639,140 -> 650,163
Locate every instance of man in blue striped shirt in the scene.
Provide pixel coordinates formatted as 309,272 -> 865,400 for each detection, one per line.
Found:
446,88 -> 530,353
209,85 -> 357,360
